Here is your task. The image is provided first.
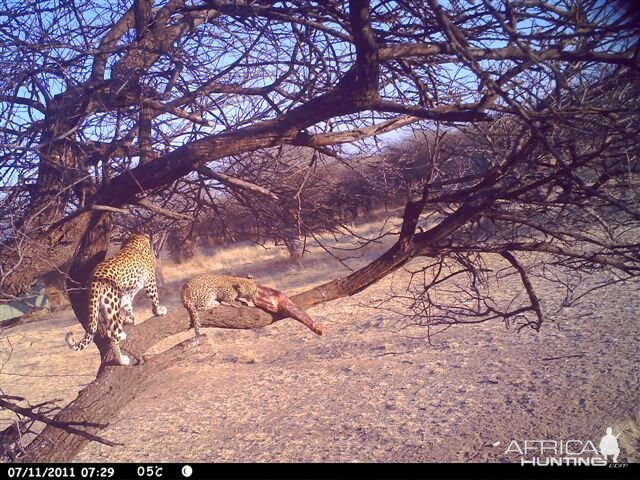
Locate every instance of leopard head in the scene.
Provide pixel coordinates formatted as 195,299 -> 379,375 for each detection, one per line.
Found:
124,233 -> 152,253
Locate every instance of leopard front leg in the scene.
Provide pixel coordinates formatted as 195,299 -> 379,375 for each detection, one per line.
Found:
237,297 -> 256,307
144,273 -> 167,316
220,300 -> 244,308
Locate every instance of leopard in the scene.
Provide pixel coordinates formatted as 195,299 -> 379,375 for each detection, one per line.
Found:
65,233 -> 167,366
181,274 -> 258,336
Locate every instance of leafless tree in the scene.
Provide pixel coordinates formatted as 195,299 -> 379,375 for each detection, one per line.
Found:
0,0 -> 638,461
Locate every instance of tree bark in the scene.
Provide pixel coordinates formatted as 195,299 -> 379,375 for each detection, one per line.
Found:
66,212 -> 113,365
21,335 -> 212,462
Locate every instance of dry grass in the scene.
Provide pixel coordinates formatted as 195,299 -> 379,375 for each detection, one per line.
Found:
1,212 -> 639,463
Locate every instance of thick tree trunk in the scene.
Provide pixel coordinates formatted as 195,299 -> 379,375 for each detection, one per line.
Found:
66,212 -> 113,364
22,335 -> 212,462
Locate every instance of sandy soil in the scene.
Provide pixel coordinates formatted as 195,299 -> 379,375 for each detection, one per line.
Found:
1,217 -> 639,463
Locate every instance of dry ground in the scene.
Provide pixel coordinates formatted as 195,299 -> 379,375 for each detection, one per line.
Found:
1,215 -> 639,463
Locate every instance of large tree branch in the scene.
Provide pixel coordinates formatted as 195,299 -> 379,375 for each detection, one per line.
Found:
349,0 -> 379,94
186,1 -> 352,43
90,101 -> 487,209
20,334 -> 213,462
501,251 -> 543,329
90,7 -> 135,80
447,241 -> 640,274
135,199 -> 193,222
0,398 -> 119,448
196,165 -> 282,201
0,95 -> 46,114
292,115 -> 420,146
379,43 -> 639,66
